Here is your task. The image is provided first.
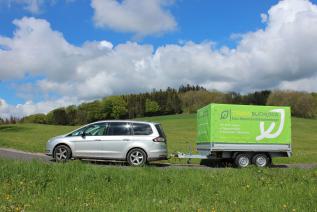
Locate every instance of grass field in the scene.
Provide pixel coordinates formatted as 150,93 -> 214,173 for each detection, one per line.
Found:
0,159 -> 316,212
0,115 -> 317,211
0,124 -> 76,153
0,114 -> 317,163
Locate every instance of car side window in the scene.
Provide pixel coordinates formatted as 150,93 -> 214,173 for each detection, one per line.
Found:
68,123 -> 107,137
84,123 -> 107,136
107,122 -> 131,136
132,123 -> 153,135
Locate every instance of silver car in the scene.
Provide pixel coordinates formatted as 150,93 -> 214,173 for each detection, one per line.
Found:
46,120 -> 168,166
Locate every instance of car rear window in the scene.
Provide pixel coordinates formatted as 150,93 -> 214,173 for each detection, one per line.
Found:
132,123 -> 153,135
155,124 -> 166,139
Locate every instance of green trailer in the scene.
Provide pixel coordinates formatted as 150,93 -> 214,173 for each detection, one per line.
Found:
178,104 -> 292,167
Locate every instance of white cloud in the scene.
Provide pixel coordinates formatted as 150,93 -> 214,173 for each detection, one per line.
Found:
20,0 -> 42,13
0,97 -> 80,118
2,0 -> 74,14
0,17 -> 85,81
1,0 -> 317,118
261,13 -> 268,23
279,75 -> 317,91
3,0 -> 49,14
99,40 -> 113,49
91,0 -> 177,37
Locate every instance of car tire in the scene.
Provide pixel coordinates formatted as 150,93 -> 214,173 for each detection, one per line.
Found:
234,153 -> 250,168
54,145 -> 72,162
127,148 -> 147,167
252,153 -> 269,167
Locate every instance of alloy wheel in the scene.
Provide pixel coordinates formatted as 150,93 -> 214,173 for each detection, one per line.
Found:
54,145 -> 70,162
130,151 -> 144,165
127,149 -> 146,166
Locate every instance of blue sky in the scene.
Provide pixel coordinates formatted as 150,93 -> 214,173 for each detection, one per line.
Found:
1,0 -> 317,117
1,0 -> 279,48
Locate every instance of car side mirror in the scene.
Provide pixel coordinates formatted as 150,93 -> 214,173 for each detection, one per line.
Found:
80,131 -> 86,138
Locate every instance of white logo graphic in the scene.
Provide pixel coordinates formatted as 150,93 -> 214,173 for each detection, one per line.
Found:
256,109 -> 285,141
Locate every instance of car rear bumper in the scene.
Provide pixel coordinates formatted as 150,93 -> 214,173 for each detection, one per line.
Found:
148,149 -> 168,161
148,156 -> 168,161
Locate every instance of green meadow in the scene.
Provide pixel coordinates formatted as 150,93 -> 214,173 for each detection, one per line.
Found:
0,113 -> 316,164
0,114 -> 317,211
0,159 -> 316,212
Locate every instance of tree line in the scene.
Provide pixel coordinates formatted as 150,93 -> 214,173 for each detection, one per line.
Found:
6,85 -> 317,125
0,117 -> 19,125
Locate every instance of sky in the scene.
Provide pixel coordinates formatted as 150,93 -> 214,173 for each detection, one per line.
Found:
1,0 -> 317,118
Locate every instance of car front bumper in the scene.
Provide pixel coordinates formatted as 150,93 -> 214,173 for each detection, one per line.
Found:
45,142 -> 54,156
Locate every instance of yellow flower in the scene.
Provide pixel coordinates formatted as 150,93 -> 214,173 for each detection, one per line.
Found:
283,204 -> 287,208
5,194 -> 12,200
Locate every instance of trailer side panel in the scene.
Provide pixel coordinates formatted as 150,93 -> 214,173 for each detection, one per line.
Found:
197,104 -> 291,155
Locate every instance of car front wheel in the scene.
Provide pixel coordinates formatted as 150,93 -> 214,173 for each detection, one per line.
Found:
54,145 -> 72,162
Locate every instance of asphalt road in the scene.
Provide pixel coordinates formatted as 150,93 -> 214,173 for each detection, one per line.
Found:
0,148 -> 316,169
0,148 -> 50,162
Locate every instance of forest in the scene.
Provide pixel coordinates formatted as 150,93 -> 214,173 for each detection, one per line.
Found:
2,85 -> 316,125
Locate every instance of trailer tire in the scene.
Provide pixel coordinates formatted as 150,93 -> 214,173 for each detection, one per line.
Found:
234,154 -> 250,168
252,154 -> 270,167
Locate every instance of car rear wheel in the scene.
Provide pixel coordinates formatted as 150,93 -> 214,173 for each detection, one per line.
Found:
54,145 -> 71,162
127,148 -> 147,166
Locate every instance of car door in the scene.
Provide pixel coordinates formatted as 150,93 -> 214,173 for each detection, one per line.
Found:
71,123 -> 108,158
100,122 -> 132,159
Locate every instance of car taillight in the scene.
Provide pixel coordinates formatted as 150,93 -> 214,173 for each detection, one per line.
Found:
153,137 -> 166,142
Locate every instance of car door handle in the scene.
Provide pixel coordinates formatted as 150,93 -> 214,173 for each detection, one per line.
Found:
123,139 -> 130,141
94,139 -> 102,141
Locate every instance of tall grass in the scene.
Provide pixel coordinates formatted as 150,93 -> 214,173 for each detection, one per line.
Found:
0,159 -> 316,211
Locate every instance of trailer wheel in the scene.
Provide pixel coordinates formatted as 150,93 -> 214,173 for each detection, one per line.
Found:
252,154 -> 269,167
234,154 -> 250,168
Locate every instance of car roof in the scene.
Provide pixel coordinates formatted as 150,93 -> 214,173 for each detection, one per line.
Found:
92,120 -> 160,125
